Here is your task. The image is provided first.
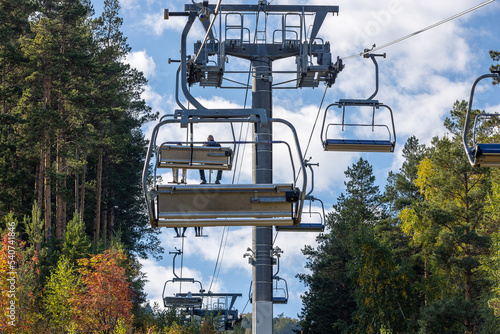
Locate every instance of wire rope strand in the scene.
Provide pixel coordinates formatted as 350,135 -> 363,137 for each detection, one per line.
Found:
294,85 -> 328,184
272,229 -> 279,246
180,236 -> 185,293
213,226 -> 230,290
241,298 -> 250,314
341,0 -> 496,60
208,227 -> 226,292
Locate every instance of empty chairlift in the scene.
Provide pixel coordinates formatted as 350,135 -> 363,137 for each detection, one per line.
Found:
162,249 -> 205,309
276,160 -> 325,232
321,53 -> 396,153
272,247 -> 288,304
463,71 -> 500,167
248,246 -> 289,305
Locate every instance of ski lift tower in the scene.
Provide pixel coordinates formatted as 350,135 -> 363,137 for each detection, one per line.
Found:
164,1 -> 343,332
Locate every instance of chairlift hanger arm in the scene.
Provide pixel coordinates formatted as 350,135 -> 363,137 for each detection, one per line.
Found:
462,71 -> 500,166
364,52 -> 386,100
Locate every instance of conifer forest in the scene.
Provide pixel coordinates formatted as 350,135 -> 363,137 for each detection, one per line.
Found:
1,0 -> 500,333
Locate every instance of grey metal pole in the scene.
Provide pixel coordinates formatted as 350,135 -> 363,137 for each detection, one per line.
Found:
252,55 -> 273,334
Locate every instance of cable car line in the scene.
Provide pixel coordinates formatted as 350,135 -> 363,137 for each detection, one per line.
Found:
180,237 -> 185,293
214,226 -> 230,290
293,84 -> 329,186
209,227 -> 227,292
341,0 -> 496,60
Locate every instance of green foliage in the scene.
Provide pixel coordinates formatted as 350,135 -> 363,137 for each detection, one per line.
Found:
45,256 -> 79,332
62,211 -> 91,263
350,228 -> 420,333
23,201 -> 44,250
273,313 -> 299,334
298,158 -> 382,333
491,50 -> 499,81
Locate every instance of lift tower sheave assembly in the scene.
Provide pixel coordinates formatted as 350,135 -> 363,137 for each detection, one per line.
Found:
163,2 -> 342,333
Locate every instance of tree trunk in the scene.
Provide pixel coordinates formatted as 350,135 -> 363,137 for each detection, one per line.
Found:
43,74 -> 52,239
465,267 -> 473,333
79,151 -> 87,222
424,260 -> 429,306
94,147 -> 103,242
109,202 -> 115,240
56,135 -> 65,239
75,148 -> 79,214
36,147 -> 44,220
44,133 -> 51,240
102,202 -> 108,245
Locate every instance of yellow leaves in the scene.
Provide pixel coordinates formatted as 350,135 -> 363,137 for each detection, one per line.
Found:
415,157 -> 435,200
399,207 -> 430,246
486,172 -> 500,218
400,207 -> 417,236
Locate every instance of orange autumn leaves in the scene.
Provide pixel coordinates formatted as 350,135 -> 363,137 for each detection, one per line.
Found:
72,248 -> 133,332
0,228 -> 134,333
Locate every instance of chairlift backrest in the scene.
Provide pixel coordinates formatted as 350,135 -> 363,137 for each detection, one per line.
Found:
157,144 -> 233,170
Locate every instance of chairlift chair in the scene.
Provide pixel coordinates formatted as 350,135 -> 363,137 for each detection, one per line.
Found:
321,53 -> 396,153
276,160 -> 325,232
162,249 -> 205,309
249,247 -> 289,304
142,113 -> 307,228
462,71 -> 500,167
248,276 -> 289,305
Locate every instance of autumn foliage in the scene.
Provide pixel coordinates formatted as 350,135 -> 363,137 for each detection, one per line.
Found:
72,248 -> 134,332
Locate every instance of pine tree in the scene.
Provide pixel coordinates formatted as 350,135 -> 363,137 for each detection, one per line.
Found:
0,0 -> 34,216
62,212 -> 91,264
298,158 -> 382,333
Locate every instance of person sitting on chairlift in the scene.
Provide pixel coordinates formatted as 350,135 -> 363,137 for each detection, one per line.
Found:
200,135 -> 222,184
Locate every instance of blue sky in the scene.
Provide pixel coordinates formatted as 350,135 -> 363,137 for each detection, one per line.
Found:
93,0 -> 500,318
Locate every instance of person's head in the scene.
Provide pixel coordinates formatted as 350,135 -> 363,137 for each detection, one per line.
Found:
207,135 -> 214,141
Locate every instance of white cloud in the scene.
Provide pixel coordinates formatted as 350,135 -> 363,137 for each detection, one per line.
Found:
124,50 -> 157,79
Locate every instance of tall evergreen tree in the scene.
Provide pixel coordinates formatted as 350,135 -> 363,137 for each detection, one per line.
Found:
0,0 -> 34,216
298,158 -> 382,333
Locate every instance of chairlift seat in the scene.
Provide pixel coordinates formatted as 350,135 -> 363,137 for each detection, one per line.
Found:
272,297 -> 287,304
276,223 -> 324,232
324,139 -> 394,152
472,144 -> 500,167
158,144 -> 233,170
163,295 -> 203,308
337,99 -> 380,107
150,183 -> 300,227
